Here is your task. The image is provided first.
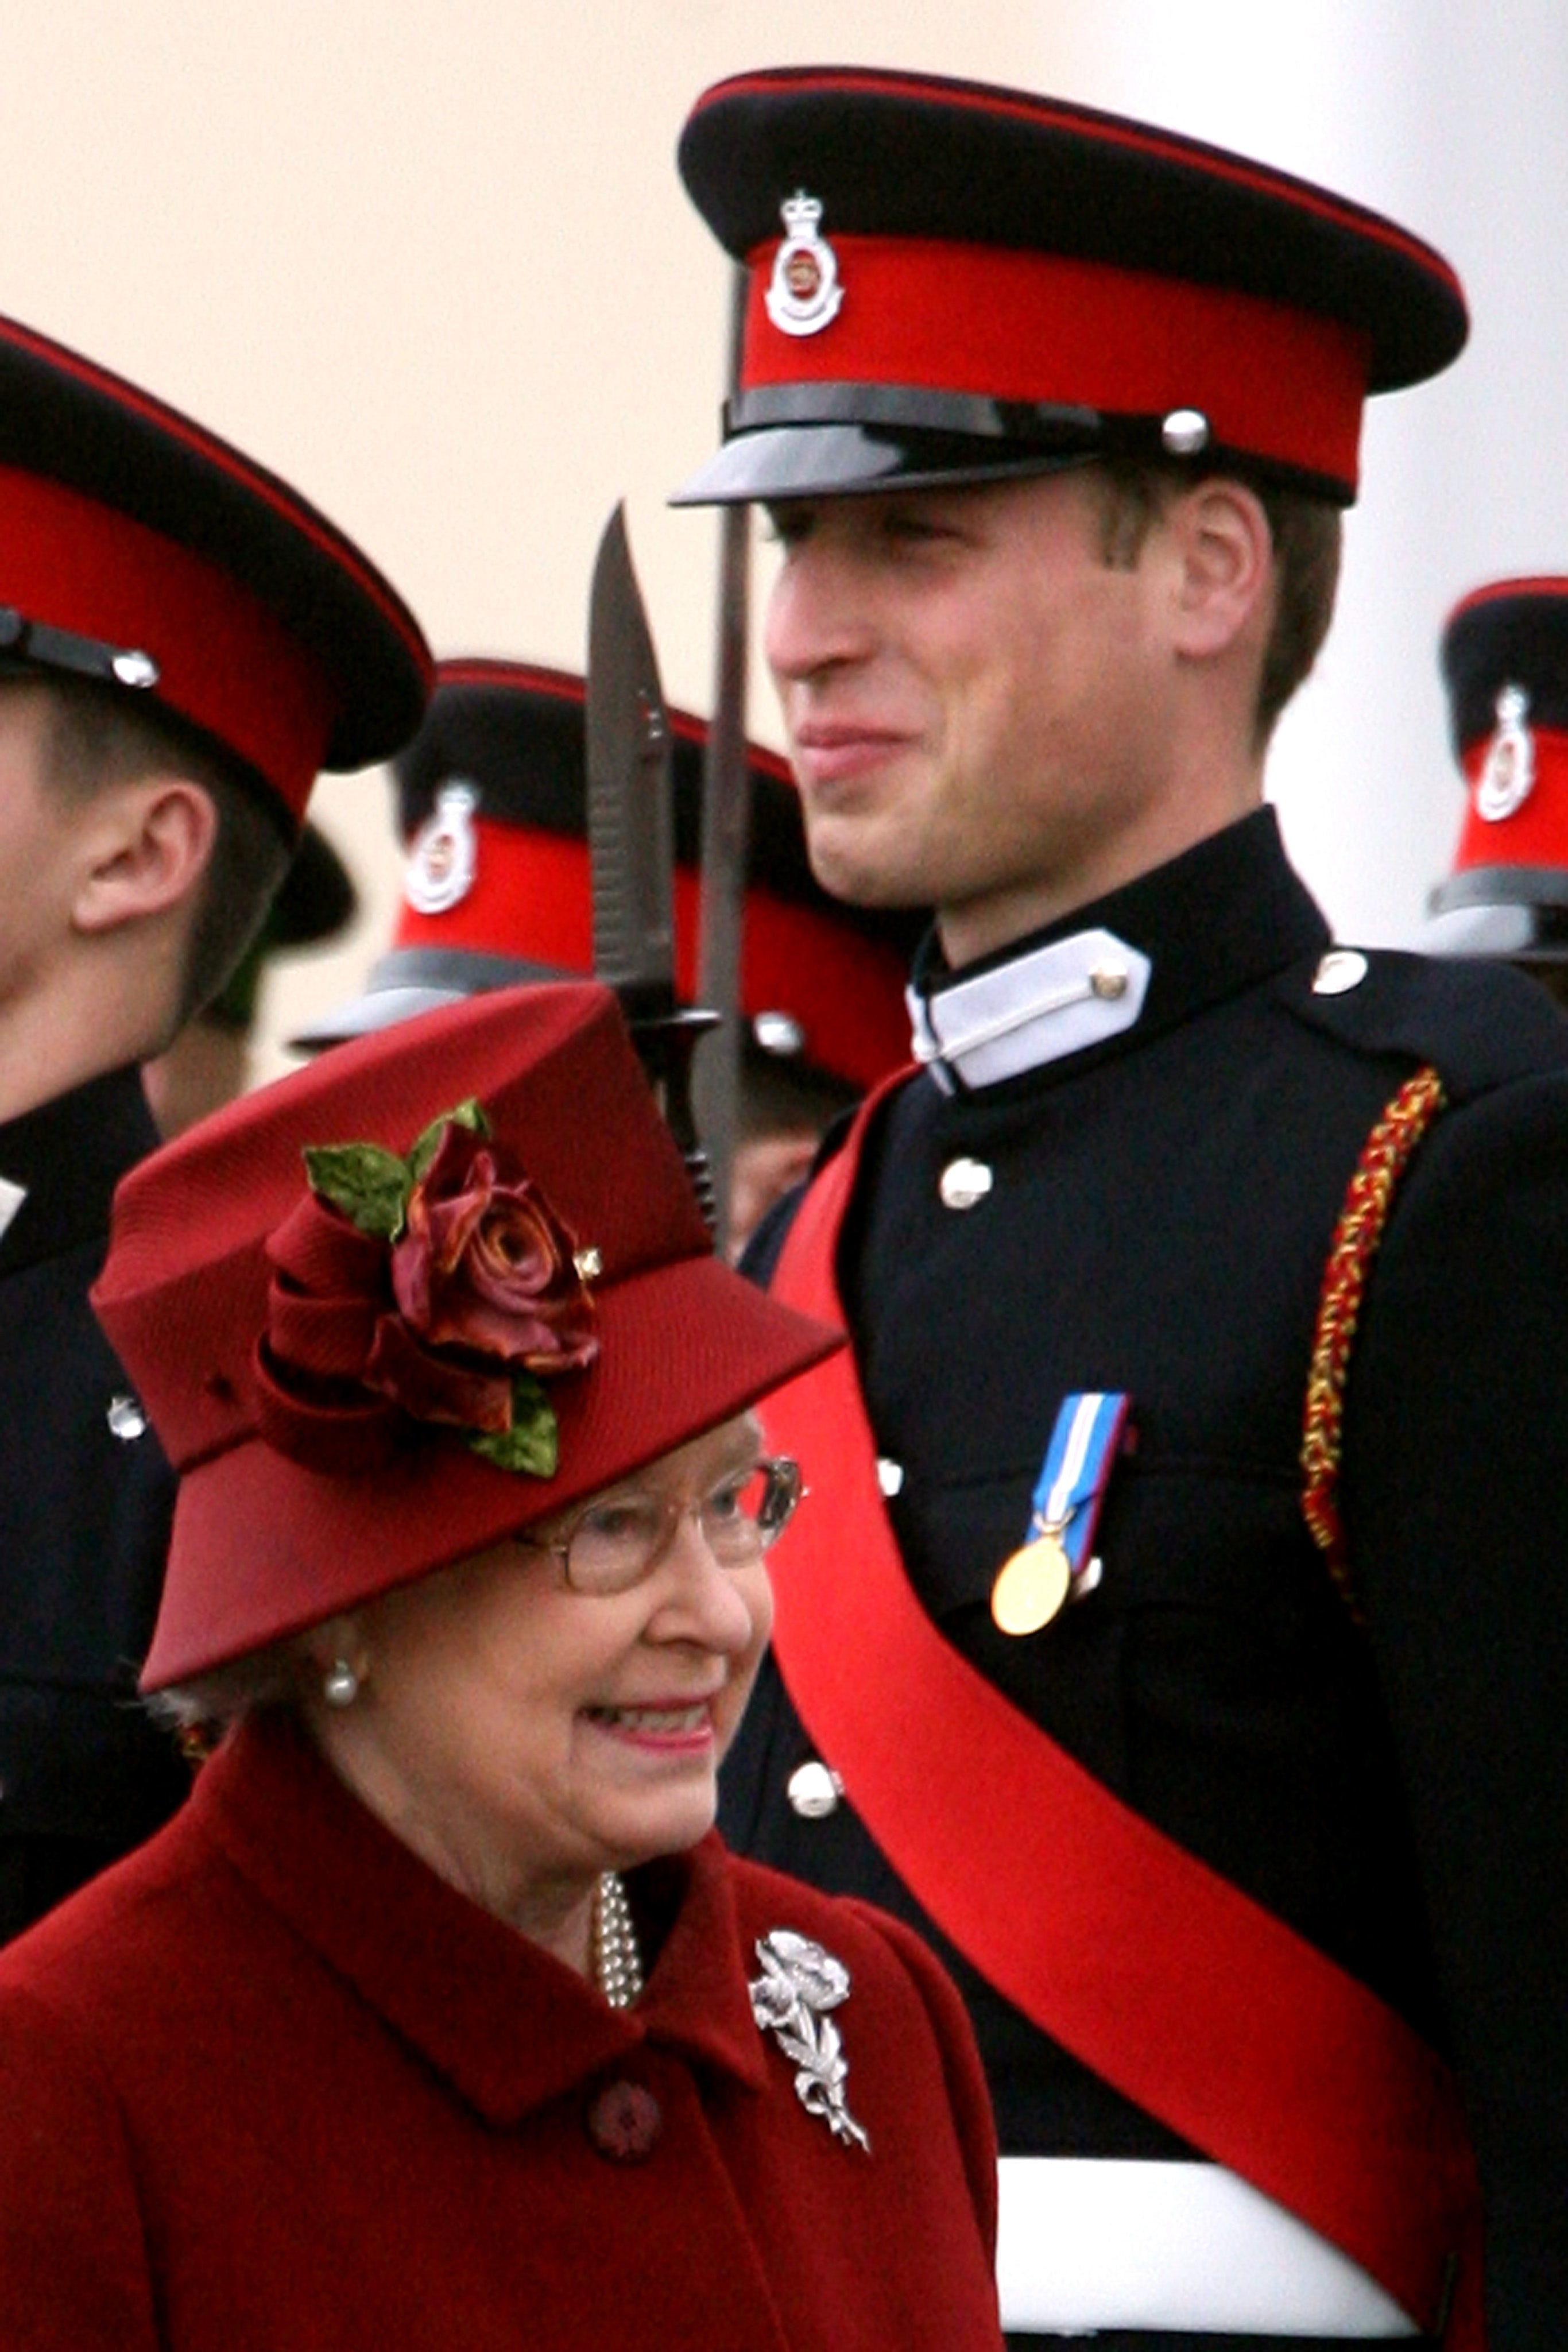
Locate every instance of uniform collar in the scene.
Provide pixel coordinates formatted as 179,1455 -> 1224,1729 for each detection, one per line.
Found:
199,1711 -> 771,2123
0,1064 -> 158,1271
908,808 -> 1329,1093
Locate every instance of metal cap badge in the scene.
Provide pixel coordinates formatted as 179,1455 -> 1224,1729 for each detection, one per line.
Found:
1476,684 -> 1535,822
404,780 -> 480,916
765,190 -> 843,338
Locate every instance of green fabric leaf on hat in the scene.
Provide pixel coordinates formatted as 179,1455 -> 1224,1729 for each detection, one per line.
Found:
408,1097 -> 489,1186
303,1143 -> 412,1240
468,1371 -> 559,1478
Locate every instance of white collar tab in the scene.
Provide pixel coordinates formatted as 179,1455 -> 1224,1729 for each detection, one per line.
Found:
909,927 -> 1152,1093
0,1174 -> 27,1246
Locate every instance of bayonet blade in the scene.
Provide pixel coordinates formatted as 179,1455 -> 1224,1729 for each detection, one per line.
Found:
586,502 -> 676,1016
584,501 -> 718,1231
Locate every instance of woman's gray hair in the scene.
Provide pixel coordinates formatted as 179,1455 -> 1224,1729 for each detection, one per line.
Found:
146,1635 -> 317,1742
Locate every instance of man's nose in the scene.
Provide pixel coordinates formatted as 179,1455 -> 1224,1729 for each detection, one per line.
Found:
764,536 -> 875,684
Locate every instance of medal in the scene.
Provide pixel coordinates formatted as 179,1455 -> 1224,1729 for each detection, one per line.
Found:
990,1527 -> 1072,1634
990,1391 -> 1132,1638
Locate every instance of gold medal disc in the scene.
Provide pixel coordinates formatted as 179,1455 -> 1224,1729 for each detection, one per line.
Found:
990,1533 -> 1072,1636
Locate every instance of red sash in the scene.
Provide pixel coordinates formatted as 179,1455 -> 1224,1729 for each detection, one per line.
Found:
762,1084 -> 1482,2345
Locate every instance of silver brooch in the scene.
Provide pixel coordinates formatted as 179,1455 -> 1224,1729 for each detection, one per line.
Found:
1477,683 -> 1535,822
764,191 -> 844,339
749,1928 -> 870,2152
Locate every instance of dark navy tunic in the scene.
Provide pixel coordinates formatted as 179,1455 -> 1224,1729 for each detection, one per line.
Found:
723,810 -> 1568,2351
0,1067 -> 186,1942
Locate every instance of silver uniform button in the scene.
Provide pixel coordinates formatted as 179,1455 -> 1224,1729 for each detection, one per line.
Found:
107,1393 -> 148,1441
1312,949 -> 1369,996
1162,406 -> 1211,456
753,1008 -> 807,1058
787,1761 -> 845,1819
939,1156 -> 993,1211
876,1457 -> 904,1498
111,648 -> 160,690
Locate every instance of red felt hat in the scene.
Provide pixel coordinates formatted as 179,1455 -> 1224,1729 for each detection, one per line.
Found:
290,657 -> 920,1093
91,981 -> 842,1688
1428,578 -> 1568,963
672,65 -> 1467,508
0,311 -> 431,827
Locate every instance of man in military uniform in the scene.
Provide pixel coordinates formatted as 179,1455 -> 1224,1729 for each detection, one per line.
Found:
673,66 -> 1567,2351
0,313 -> 429,1941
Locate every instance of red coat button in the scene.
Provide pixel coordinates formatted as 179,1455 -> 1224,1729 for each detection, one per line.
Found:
584,2078 -> 663,2163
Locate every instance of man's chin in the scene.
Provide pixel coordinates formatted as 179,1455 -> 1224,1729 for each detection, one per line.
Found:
803,829 -> 925,912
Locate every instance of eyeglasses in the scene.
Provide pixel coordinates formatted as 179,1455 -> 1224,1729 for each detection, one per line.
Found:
524,1457 -> 804,1597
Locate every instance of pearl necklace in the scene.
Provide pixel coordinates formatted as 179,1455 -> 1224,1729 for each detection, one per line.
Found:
593,1870 -> 644,2009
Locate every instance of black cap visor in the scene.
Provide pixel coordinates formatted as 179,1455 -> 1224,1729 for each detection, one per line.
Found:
671,380 -> 1354,509
672,380 -> 1104,505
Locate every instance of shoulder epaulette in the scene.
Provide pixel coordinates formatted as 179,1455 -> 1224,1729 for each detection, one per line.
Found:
1276,946 -> 1568,1104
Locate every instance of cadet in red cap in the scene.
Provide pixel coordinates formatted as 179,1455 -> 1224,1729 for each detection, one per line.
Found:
1427,578 -> 1568,1005
674,64 -> 1568,2349
290,657 -> 921,1254
0,980 -> 1004,2351
0,310 -> 430,1944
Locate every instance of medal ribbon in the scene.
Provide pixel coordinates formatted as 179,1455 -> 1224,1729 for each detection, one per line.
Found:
1028,1390 -> 1130,1570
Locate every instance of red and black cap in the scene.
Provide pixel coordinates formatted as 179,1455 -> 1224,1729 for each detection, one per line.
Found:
672,64 -> 1468,508
0,311 -> 432,829
92,980 -> 841,1688
291,656 -> 920,1094
1428,578 -> 1568,964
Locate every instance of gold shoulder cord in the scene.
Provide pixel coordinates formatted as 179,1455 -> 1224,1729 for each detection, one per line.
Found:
1300,1066 -> 1447,1623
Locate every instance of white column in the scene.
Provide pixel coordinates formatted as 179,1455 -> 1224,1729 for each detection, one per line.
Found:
1037,0 -> 1568,944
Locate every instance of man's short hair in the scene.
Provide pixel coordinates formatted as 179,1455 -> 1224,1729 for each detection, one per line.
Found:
1089,459 -> 1343,749
35,674 -> 293,1032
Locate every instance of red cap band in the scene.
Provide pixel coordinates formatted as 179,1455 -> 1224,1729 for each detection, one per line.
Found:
1454,726 -> 1568,874
0,461 -> 339,819
743,234 -> 1372,493
396,823 -> 593,969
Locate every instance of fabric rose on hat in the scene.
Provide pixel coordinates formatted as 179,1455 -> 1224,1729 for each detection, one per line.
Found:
386,1117 -> 597,1368
257,1100 -> 597,1477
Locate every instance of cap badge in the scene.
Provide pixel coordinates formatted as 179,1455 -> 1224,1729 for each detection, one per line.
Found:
405,779 -> 480,915
765,190 -> 843,339
1477,684 -> 1535,822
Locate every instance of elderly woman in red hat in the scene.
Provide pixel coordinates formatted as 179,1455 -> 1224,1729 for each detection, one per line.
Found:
0,981 -> 1002,2352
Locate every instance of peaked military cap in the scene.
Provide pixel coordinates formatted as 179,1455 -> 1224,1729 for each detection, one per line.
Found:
1428,578 -> 1568,964
0,311 -> 431,828
673,64 -> 1468,508
291,656 -> 919,1093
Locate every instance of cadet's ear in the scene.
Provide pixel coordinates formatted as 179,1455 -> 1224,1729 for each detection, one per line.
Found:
71,776 -> 218,935
1164,478 -> 1274,660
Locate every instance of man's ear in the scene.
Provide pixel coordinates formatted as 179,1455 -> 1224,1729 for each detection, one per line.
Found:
1163,478 -> 1273,661
72,776 -> 218,935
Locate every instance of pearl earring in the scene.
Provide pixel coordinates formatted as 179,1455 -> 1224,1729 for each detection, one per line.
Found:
322,1658 -> 360,1708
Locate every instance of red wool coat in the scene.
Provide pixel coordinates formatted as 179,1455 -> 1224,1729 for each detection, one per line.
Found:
0,1712 -> 1001,2351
